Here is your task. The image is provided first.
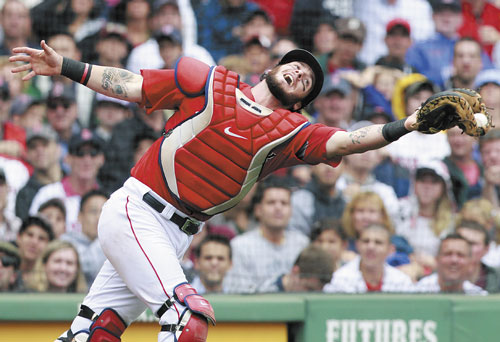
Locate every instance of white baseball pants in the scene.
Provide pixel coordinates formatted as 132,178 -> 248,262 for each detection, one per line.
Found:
67,177 -> 198,342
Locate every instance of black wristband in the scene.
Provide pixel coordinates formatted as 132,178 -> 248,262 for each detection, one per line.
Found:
382,118 -> 410,142
60,57 -> 93,85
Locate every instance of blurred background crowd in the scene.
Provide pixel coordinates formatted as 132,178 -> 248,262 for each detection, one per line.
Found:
1,0 -> 500,296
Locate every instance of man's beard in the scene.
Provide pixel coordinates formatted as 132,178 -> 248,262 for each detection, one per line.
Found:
265,67 -> 302,109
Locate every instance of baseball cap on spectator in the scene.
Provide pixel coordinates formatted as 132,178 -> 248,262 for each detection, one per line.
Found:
153,0 -> 178,12
364,105 -> 393,123
320,74 -> 352,97
335,17 -> 366,44
243,9 -> 273,26
100,22 -> 129,43
244,35 -> 272,51
26,125 -> 57,146
392,73 -> 436,119
95,93 -> 130,108
415,159 -> 450,184
474,69 -> 500,89
386,18 -> 411,36
429,0 -> 461,12
47,84 -> 76,109
479,128 -> 500,149
415,159 -> 454,204
9,94 -> 38,117
404,78 -> 436,100
317,12 -> 337,31
154,25 -> 182,46
0,241 -> 21,270
68,129 -> 104,156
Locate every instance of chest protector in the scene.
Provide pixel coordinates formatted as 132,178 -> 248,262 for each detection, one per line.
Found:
159,59 -> 309,216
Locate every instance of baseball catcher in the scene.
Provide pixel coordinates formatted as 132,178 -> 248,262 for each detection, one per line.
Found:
9,39 -> 489,342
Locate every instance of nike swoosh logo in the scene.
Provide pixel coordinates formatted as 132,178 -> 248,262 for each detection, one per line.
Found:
224,127 -> 247,140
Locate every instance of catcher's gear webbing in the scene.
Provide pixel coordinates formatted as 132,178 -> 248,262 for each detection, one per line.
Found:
415,88 -> 492,136
452,88 -> 493,136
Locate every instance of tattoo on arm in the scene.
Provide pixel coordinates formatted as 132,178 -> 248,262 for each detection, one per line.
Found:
101,68 -> 135,98
349,128 -> 368,145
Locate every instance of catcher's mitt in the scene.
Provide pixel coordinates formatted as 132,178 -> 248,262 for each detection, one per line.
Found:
414,88 -> 492,137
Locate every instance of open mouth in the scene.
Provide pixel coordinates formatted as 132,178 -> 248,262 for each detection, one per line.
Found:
284,74 -> 294,86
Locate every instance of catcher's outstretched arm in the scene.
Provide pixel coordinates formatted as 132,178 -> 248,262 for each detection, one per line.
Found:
326,112 -> 418,158
10,40 -> 143,103
326,87 -> 493,158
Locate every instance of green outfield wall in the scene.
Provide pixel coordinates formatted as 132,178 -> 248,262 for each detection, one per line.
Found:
1,293 -> 499,342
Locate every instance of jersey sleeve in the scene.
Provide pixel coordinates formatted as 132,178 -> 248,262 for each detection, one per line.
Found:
259,123 -> 343,178
140,69 -> 181,113
295,124 -> 343,166
140,57 -> 211,114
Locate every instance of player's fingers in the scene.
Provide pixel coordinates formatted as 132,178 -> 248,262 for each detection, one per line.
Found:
9,54 -> 31,63
12,63 -> 31,73
22,71 -> 36,81
22,70 -> 36,81
40,40 -> 52,54
41,40 -> 58,59
11,46 -> 40,55
11,63 -> 32,73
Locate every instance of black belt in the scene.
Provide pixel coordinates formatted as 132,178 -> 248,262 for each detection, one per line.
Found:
142,192 -> 200,235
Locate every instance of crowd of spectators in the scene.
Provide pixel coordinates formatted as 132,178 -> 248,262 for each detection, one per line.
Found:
1,0 -> 500,297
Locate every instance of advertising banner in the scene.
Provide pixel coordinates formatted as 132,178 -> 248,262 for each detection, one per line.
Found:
304,295 -> 452,342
